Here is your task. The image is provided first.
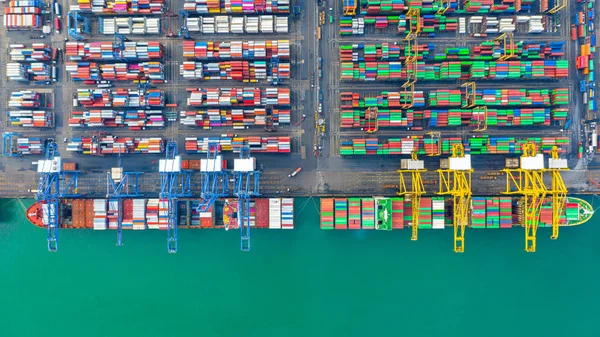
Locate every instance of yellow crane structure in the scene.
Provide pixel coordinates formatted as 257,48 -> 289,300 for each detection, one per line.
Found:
502,143 -> 548,252
437,0 -> 452,15
436,143 -> 473,253
461,81 -> 488,131
547,0 -> 565,14
426,131 -> 441,156
397,151 -> 426,241
342,0 -> 357,16
547,146 -> 568,240
494,33 -> 515,61
402,8 -> 421,109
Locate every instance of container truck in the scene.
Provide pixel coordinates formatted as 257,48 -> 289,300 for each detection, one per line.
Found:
289,167 -> 302,178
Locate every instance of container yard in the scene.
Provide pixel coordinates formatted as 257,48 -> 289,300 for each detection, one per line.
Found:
0,0 -> 599,254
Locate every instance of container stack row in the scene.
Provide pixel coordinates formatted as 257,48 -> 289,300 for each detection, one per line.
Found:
107,200 -> 120,230
340,136 -> 569,156
183,40 -> 290,60
186,87 -> 290,107
184,136 -> 291,153
71,0 -> 165,14
268,198 -> 281,229
69,110 -> 165,129
66,62 -> 165,82
66,41 -> 164,61
340,60 -> 568,81
179,61 -> 290,82
9,91 -> 42,109
75,89 -> 165,108
185,15 -> 288,34
7,110 -> 53,128
12,137 -> 45,155
99,17 -> 161,35
9,44 -> 52,62
182,0 -> 290,14
340,89 -> 569,128
6,62 -> 52,82
66,136 -> 165,155
179,107 -> 290,128
3,0 -> 43,30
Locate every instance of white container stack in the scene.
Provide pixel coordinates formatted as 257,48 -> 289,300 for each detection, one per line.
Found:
432,199 -> 445,229
93,199 -> 108,230
185,15 -> 288,34
6,63 -> 29,81
42,203 -> 57,227
107,200 -> 119,229
269,198 -> 282,229
527,16 -> 544,33
100,17 -> 160,35
352,18 -> 364,35
133,199 -> 146,230
146,199 -> 159,229
281,198 -> 293,229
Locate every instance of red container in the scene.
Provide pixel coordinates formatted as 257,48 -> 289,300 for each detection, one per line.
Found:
254,199 -> 269,228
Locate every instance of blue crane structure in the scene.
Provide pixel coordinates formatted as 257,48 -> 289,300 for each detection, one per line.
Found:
159,141 -> 192,253
35,141 -> 80,251
3,132 -> 21,157
113,33 -> 126,60
68,11 -> 90,41
196,142 -> 230,213
106,153 -> 142,246
178,10 -> 190,39
233,146 -> 260,251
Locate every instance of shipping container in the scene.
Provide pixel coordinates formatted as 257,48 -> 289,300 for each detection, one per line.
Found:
320,198 -> 334,229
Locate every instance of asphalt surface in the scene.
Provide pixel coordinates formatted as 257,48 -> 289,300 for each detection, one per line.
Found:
0,0 -> 597,199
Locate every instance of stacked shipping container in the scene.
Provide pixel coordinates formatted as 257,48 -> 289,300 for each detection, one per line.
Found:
184,136 -> 291,153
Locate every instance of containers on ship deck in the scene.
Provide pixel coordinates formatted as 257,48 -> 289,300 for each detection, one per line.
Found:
281,198 -> 293,229
361,198 -> 375,229
133,199 -> 146,229
391,198 -> 404,229
321,198 -> 334,229
348,198 -> 361,229
334,199 -> 348,230
107,200 -> 120,229
269,198 -> 281,229
254,198 -> 269,228
93,199 -> 107,230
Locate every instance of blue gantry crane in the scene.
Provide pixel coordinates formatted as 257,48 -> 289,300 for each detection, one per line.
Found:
178,10 -> 190,39
233,146 -> 260,251
35,141 -> 80,251
113,33 -> 126,60
68,11 -> 90,41
3,132 -> 21,157
106,153 -> 142,246
159,141 -> 192,253
196,142 -> 230,213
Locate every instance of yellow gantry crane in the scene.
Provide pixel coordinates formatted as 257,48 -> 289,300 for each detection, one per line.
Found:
402,8 -> 421,109
437,0 -> 452,15
502,143 -> 548,252
397,151 -> 426,241
342,0 -> 357,16
426,131 -> 441,156
547,0 -> 565,14
461,81 -> 488,131
494,33 -> 515,61
436,143 -> 473,253
547,146 -> 568,240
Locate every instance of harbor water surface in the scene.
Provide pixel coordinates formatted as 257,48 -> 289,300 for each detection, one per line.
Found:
1,198 -> 599,337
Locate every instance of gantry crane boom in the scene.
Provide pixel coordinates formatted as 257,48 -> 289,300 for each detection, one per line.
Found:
35,141 -> 80,252
502,143 -> 548,252
233,146 -> 260,251
436,143 -> 473,252
397,151 -> 426,241
548,146 -> 568,240
159,141 -> 192,253
196,142 -> 230,213
106,153 -> 142,246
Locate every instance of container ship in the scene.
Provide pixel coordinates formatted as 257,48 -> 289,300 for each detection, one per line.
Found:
26,198 -> 294,230
320,197 -> 593,230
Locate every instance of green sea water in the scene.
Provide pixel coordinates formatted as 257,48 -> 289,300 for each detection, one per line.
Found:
1,197 -> 600,337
